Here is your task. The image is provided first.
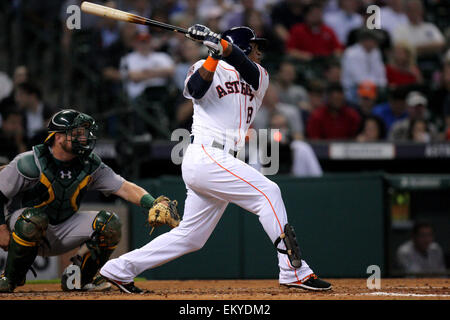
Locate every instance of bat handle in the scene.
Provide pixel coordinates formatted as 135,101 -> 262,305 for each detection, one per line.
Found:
146,20 -> 188,34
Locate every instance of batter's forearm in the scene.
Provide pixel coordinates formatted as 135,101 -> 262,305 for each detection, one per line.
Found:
187,40 -> 231,99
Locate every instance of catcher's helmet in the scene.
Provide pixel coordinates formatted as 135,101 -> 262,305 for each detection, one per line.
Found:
45,109 -> 98,157
221,26 -> 267,55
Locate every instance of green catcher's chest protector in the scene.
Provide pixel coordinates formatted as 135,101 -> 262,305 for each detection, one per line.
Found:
20,144 -> 101,224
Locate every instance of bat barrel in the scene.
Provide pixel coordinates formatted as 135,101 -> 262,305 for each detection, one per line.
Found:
81,1 -> 188,34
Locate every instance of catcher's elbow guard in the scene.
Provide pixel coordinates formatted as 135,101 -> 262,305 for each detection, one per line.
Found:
274,224 -> 302,269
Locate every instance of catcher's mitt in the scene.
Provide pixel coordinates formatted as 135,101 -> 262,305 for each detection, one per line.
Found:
147,196 -> 180,235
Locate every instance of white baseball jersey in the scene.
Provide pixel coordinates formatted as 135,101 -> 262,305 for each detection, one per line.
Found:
183,59 -> 270,151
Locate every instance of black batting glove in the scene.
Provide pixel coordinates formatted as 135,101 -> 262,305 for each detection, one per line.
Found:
186,24 -> 211,42
204,31 -> 223,59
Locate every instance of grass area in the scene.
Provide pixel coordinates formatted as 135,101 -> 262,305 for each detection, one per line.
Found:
27,279 -> 61,284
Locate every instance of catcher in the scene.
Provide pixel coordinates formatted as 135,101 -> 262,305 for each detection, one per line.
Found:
0,109 -> 180,293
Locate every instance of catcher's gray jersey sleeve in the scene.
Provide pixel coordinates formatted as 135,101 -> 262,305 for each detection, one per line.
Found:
88,162 -> 125,196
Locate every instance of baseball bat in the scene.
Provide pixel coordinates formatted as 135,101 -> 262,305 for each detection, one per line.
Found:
80,1 -> 188,34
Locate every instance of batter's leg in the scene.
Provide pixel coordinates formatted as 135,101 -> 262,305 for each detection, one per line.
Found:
191,145 -> 316,284
100,188 -> 228,283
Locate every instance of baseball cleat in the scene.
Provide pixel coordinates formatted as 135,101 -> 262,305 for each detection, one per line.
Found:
81,275 -> 112,292
282,274 -> 332,291
0,276 -> 15,293
101,275 -> 144,294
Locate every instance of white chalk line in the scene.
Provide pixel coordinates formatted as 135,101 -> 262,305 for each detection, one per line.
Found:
365,292 -> 450,297
329,290 -> 450,298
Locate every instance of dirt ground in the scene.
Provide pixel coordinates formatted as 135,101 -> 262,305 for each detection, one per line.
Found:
0,278 -> 449,300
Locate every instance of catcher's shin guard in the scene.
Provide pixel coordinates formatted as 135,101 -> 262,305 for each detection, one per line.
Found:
274,224 -> 302,268
62,210 -> 121,290
2,208 -> 48,291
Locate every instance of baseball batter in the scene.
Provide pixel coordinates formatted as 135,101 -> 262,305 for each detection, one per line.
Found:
100,25 -> 332,293
0,109 -> 176,293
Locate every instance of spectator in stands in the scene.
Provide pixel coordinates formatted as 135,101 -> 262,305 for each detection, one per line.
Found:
221,0 -> 270,32
346,8 -> 392,60
14,82 -> 56,144
396,221 -> 446,277
201,5 -> 225,33
173,40 -> 202,92
392,0 -> 445,58
443,97 -> 450,141
306,82 -> 361,140
253,83 -> 304,141
60,0 -> 100,54
98,22 -> 138,137
379,0 -> 409,37
273,60 -> 309,114
98,1 -> 121,50
323,0 -> 363,45
101,22 -> 137,94
372,87 -> 409,133
0,65 -> 29,113
269,112 -> 323,177
12,66 -> 28,87
355,80 -> 378,116
324,60 -> 342,84
0,109 -> 27,163
147,8 -> 175,53
430,60 -> 450,128
119,31 -> 175,137
408,119 -> 433,143
385,43 -> 423,88
302,79 -> 327,127
120,32 -> 175,101
173,40 -> 202,131
128,0 -> 153,34
356,115 -> 386,142
169,0 -> 202,30
389,91 -> 438,142
0,70 -> 13,107
286,3 -> 343,62
341,29 -> 387,104
270,0 -> 306,44
245,8 -> 284,55
196,0 -> 233,25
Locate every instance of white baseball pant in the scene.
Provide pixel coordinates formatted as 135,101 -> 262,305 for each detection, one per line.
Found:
100,140 -> 314,284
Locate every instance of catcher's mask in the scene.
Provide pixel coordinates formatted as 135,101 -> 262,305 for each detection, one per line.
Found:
45,109 -> 98,157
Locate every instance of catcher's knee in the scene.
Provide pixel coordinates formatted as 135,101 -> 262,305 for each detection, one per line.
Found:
61,211 -> 121,290
13,208 -> 49,244
91,210 -> 122,247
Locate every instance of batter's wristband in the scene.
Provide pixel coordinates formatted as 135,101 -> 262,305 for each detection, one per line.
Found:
202,56 -> 219,72
140,194 -> 156,210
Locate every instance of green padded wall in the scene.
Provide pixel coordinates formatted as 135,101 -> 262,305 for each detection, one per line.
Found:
129,173 -> 386,279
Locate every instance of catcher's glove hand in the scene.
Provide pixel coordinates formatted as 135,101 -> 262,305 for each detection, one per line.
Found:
147,196 -> 180,235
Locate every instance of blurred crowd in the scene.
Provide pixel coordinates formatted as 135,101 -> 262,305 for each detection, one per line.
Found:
0,0 -> 450,172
